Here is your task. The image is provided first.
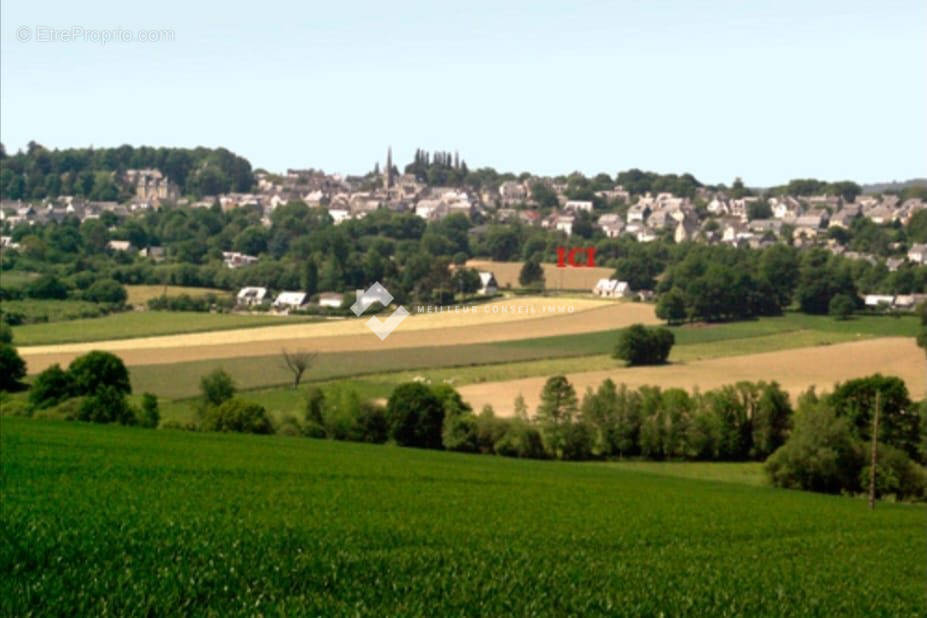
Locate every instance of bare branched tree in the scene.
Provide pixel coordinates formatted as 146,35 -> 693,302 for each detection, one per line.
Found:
281,349 -> 317,389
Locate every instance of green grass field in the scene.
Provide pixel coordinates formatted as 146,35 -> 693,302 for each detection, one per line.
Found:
0,298 -> 111,324
12,311 -> 320,346
2,417 -> 924,616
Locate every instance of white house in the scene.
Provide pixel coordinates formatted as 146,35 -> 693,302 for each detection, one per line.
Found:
318,292 -> 344,308
328,208 -> 351,224
223,251 -> 259,269
563,200 -> 594,213
273,291 -> 307,310
864,294 -> 894,308
478,272 -> 498,295
236,286 -> 268,307
908,244 -> 927,265
554,215 -> 574,236
107,240 -> 134,252
593,279 -> 631,298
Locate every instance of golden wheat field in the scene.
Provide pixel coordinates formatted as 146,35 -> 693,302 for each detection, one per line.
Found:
19,297 -> 659,371
457,337 -> 926,416
466,259 -> 616,290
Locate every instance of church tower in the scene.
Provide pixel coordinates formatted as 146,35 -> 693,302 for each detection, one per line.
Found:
383,146 -> 395,189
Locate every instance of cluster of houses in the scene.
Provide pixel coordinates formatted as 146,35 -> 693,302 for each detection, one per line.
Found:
3,151 -> 927,276
233,268 -> 500,315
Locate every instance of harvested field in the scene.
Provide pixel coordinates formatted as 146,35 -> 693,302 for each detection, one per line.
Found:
125,285 -> 230,306
19,297 -> 659,372
458,337 -> 925,415
466,259 -> 616,290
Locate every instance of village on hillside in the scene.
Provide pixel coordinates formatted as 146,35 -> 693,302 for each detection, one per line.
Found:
2,148 -> 926,313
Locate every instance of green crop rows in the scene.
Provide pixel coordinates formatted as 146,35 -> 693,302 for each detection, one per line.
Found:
2,417 -> 924,616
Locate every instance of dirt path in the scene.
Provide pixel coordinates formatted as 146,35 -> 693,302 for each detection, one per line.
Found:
19,299 -> 658,372
457,337 -> 924,415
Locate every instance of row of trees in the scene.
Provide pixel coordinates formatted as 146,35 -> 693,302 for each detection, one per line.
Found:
766,375 -> 926,499
0,142 -> 253,201
0,337 -> 159,428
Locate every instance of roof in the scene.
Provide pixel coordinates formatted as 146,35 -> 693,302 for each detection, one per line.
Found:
274,291 -> 307,306
237,286 -> 267,300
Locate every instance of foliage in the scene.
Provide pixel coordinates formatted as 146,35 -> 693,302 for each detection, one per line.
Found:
518,258 -> 545,288
68,351 -> 131,396
655,288 -> 687,324
200,398 -> 274,434
765,400 -> 863,494
385,382 -> 445,449
83,279 -> 128,304
77,386 -> 137,425
138,392 -> 160,428
199,368 -> 236,408
828,293 -> 855,320
828,374 -> 922,462
28,364 -> 74,409
613,324 -> 674,366
0,344 -> 27,391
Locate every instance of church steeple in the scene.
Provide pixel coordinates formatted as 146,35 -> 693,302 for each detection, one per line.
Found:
384,146 -> 395,189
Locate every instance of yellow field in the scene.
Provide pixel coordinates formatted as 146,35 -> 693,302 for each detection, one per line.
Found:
125,285 -> 230,306
457,338 -> 925,415
19,297 -> 659,371
466,260 -> 616,291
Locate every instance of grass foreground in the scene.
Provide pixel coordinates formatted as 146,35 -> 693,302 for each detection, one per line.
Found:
1,417 -> 924,616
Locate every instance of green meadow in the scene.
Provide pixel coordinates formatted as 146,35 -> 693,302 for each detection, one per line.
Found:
1,417 -> 923,616
12,311 -> 320,346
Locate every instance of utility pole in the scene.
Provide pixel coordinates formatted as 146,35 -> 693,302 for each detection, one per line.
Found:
868,391 -> 881,510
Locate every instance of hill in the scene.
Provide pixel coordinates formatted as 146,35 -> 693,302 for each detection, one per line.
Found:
2,417 -> 924,615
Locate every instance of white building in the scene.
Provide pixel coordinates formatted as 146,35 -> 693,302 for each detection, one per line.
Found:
478,272 -> 498,295
593,279 -> 631,298
236,287 -> 268,306
273,291 -> 307,310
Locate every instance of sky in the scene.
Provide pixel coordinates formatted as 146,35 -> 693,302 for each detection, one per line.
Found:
1,0 -> 925,187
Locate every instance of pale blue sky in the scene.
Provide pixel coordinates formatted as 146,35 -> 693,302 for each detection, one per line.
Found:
2,0 -> 925,186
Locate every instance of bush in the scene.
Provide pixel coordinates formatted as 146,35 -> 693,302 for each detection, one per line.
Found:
494,420 -> 546,459
0,344 -> 27,391
137,392 -> 160,428
77,386 -> 137,425
0,322 -> 12,344
201,398 -> 274,434
829,293 -> 855,320
199,369 -> 236,407
354,402 -> 389,444
859,444 -> 927,501
613,324 -> 675,366
26,274 -> 68,300
34,396 -> 85,421
276,415 -> 304,437
84,279 -> 128,304
560,421 -> 595,461
765,402 -> 864,494
29,364 -> 74,409
68,351 -> 131,396
386,382 -> 446,449
442,414 -> 480,452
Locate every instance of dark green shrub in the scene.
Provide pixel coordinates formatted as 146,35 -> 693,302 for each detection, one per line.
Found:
29,364 -> 74,409
0,344 -> 27,391
77,386 -> 137,425
494,420 -> 547,459
201,398 -> 273,434
137,392 -> 160,428
199,369 -> 235,407
442,414 -> 479,452
386,382 -> 445,449
765,402 -> 864,494
84,279 -> 128,304
859,444 -> 927,501
68,351 -> 131,396
613,324 -> 675,366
